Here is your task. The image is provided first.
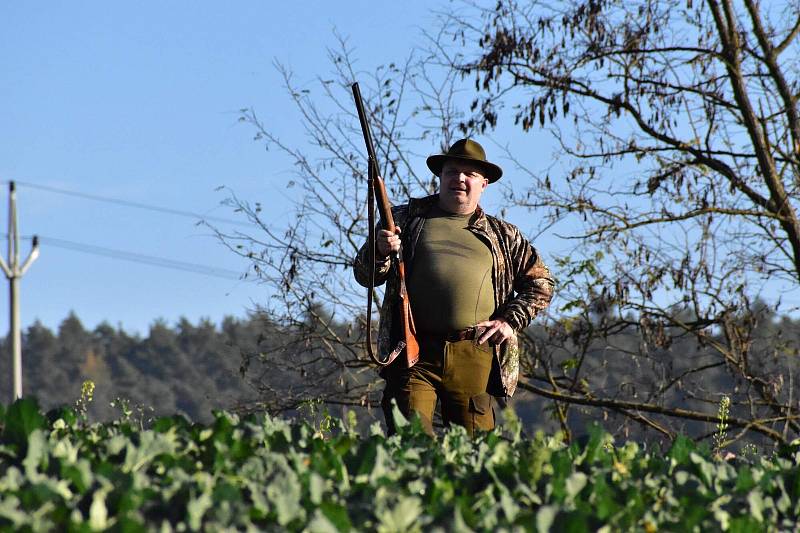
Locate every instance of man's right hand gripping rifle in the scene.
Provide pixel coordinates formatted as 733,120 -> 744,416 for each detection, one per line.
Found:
376,227 -> 401,260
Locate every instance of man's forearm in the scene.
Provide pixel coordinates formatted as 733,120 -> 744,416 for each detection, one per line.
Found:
503,254 -> 556,330
353,241 -> 392,288
500,278 -> 554,330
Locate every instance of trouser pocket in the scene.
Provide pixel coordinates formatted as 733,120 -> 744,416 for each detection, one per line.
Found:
469,392 -> 495,433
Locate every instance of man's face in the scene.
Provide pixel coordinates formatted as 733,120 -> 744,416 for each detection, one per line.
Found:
437,160 -> 489,214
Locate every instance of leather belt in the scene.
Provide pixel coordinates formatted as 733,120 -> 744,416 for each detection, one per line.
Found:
444,326 -> 485,342
419,327 -> 487,343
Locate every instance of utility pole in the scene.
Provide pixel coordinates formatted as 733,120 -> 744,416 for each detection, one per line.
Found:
0,182 -> 39,402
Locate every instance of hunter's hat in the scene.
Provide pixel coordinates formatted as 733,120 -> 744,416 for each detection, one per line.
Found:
426,138 -> 503,183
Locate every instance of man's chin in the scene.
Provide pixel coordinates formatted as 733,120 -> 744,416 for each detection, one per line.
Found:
444,193 -> 468,202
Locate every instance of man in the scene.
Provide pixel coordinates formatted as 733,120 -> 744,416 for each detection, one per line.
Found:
354,139 -> 555,436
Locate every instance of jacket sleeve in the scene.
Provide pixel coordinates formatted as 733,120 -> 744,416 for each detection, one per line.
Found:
353,230 -> 393,288
498,228 -> 556,331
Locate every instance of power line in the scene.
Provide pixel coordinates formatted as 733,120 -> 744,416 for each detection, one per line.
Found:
19,234 -> 245,280
5,179 -> 252,228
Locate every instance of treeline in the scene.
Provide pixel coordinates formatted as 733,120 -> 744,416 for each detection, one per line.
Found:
0,312 -> 271,423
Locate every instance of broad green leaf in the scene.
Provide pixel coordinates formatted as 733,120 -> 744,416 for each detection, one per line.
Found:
369,445 -> 393,484
2,397 -> 46,450
152,415 -> 190,433
104,434 -> 128,457
306,509 -> 340,533
577,424 -> 613,465
46,406 -> 77,428
728,515 -> 762,533
309,472 -> 325,505
746,489 -> 765,523
61,459 -> 94,494
122,430 -> 177,472
590,477 -> 617,520
319,501 -> 352,532
565,472 -> 588,503
390,403 -> 409,430
244,479 -> 270,519
690,452 -> 714,489
266,467 -> 304,526
24,476 -> 73,505
774,477 -> 791,514
673,470 -> 690,486
710,494 -> 732,530
452,504 -> 475,533
187,490 -> 212,531
0,495 -> 28,527
499,407 -> 523,443
536,505 -> 559,532
22,429 -> 47,478
376,496 -> 423,533
734,466 -> 755,493
498,489 -> 519,522
89,488 -> 110,531
0,466 -> 23,492
667,435 -> 694,465
555,508 -> 590,532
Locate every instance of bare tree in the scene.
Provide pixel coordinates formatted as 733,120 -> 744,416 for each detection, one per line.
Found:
436,0 -> 800,445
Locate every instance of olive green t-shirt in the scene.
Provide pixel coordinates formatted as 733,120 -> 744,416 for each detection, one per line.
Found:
407,205 -> 495,334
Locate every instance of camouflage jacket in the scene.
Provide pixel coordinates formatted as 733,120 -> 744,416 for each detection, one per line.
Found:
354,194 -> 555,397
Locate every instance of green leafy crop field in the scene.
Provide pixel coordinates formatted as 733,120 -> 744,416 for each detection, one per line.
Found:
0,397 -> 798,532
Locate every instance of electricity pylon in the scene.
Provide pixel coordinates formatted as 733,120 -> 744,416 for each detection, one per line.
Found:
0,182 -> 39,402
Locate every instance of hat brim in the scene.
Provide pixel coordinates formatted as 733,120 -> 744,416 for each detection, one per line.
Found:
426,154 -> 503,183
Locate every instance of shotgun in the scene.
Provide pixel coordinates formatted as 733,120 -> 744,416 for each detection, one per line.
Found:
351,82 -> 419,368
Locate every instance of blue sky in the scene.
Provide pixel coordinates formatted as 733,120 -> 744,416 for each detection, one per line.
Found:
1,1 -> 484,335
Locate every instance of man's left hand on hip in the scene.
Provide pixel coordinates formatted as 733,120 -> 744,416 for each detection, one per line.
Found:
474,318 -> 514,346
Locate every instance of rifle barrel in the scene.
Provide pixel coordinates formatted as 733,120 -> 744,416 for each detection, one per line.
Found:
351,83 -> 378,168
352,82 -> 395,231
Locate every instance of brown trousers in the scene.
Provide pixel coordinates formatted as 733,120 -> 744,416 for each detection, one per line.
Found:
383,335 -> 495,437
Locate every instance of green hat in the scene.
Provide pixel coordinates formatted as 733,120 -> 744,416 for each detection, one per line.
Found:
426,138 -> 503,183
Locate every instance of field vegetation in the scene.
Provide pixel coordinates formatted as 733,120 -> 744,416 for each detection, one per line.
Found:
1,394 -> 798,531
